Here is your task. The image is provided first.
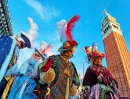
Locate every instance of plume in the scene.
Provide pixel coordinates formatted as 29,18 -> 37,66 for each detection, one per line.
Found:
41,44 -> 52,55
66,15 -> 80,41
56,20 -> 67,42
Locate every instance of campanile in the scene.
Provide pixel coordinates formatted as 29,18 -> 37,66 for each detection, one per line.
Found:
101,10 -> 130,97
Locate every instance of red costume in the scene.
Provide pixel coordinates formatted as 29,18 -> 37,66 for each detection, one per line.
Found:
83,65 -> 118,87
82,43 -> 120,99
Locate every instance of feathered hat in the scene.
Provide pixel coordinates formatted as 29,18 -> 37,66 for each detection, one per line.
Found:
57,14 -> 80,52
17,17 -> 38,48
83,43 -> 106,62
35,41 -> 52,60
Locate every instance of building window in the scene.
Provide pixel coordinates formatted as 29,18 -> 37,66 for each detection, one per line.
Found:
112,24 -> 118,29
108,25 -> 110,28
103,25 -> 111,34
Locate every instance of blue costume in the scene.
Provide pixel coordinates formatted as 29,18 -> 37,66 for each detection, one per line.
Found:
7,58 -> 42,99
0,35 -> 16,83
0,17 -> 38,98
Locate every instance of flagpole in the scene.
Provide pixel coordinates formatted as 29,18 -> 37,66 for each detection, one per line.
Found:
83,60 -> 84,79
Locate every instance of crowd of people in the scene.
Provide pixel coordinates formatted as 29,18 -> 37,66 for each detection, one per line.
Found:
0,15 -> 120,99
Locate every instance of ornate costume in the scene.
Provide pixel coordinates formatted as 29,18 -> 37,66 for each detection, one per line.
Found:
7,56 -> 42,99
0,35 -> 17,97
4,41 -> 50,99
0,17 -> 38,98
36,15 -> 80,99
82,43 -> 120,99
38,54 -> 80,99
0,35 -> 17,83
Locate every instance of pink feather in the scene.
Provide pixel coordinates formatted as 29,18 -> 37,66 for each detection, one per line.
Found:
41,44 -> 52,55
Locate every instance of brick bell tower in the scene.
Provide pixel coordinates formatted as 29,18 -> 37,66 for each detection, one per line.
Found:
101,10 -> 130,97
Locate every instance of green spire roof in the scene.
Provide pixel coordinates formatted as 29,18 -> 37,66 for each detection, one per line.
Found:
102,10 -> 110,22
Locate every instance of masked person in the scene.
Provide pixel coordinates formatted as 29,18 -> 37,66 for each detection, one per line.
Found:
0,17 -> 38,97
3,41 -> 51,99
36,15 -> 80,99
82,43 -> 120,99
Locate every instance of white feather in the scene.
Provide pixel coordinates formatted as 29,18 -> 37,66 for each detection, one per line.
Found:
56,19 -> 67,42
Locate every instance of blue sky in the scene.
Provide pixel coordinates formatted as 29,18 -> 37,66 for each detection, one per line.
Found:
8,0 -> 130,78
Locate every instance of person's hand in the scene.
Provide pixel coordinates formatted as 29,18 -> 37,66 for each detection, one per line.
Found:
70,84 -> 77,96
42,68 -> 55,83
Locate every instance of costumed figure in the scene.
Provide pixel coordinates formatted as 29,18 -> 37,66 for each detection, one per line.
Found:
0,17 -> 38,97
4,41 -> 51,99
82,43 -> 120,99
36,15 -> 80,99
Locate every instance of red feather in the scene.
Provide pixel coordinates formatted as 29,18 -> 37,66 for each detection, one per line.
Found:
41,44 -> 52,55
66,14 -> 80,41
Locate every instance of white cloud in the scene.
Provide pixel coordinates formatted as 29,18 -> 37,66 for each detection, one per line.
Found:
25,0 -> 59,21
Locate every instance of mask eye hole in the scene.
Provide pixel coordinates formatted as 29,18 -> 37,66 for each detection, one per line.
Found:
34,53 -> 40,57
69,50 -> 72,52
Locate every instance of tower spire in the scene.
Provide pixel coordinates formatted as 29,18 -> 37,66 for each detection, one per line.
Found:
102,10 -> 110,21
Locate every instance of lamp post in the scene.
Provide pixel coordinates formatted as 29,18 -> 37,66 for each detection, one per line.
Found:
83,60 -> 85,79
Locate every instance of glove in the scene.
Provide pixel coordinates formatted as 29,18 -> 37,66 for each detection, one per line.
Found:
70,84 -> 77,96
42,68 -> 55,83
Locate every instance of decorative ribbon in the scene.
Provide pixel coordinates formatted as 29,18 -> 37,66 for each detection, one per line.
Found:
2,76 -> 15,99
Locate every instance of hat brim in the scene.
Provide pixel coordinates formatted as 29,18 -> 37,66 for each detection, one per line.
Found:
58,40 -> 78,52
58,46 -> 75,52
35,48 -> 45,60
21,32 -> 31,48
88,53 -> 106,59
